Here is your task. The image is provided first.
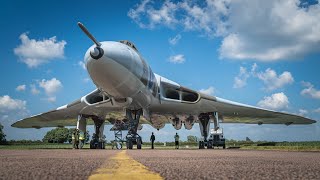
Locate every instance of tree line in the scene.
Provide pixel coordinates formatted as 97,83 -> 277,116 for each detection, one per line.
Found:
0,123 -> 6,145
43,127 -> 90,143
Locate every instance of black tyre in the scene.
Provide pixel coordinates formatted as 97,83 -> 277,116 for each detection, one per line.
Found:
199,141 -> 204,149
137,138 -> 142,149
223,144 -> 226,149
207,141 -> 213,149
98,142 -> 105,149
128,139 -> 133,149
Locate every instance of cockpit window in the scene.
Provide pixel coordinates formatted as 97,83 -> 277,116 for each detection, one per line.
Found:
119,40 -> 139,52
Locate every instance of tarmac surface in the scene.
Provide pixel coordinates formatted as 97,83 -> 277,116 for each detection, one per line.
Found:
0,149 -> 117,180
0,149 -> 319,180
128,149 -> 320,180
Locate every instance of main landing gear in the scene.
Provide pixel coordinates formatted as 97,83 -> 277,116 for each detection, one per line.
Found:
90,116 -> 106,149
198,112 -> 225,149
125,109 -> 143,150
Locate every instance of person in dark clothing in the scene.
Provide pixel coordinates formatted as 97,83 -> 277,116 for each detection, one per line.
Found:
150,132 -> 155,149
174,132 -> 180,149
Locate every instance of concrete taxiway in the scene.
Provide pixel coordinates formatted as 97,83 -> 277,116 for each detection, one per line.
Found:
0,149 -> 319,180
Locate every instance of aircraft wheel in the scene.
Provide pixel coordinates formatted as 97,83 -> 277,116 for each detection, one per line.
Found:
207,141 -> 213,149
199,141 -> 205,149
128,139 -> 133,149
98,142 -> 105,149
223,144 -> 226,149
137,138 -> 142,149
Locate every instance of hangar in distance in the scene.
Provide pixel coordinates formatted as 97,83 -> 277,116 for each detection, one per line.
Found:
12,22 -> 316,149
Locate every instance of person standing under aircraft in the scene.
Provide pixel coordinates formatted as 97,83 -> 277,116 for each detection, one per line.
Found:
72,129 -> 76,149
72,129 -> 79,149
174,133 -> 180,149
150,132 -> 155,149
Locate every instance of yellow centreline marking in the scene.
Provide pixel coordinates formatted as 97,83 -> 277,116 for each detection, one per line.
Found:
89,150 -> 163,180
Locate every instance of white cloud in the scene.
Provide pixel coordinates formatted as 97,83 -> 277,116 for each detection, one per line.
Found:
199,86 -> 215,96
313,108 -> 320,113
251,63 -> 258,73
83,78 -> 90,83
30,84 -> 40,95
300,81 -> 320,99
233,66 -> 249,88
0,95 -> 26,113
78,61 -> 86,70
128,0 -> 229,36
298,109 -> 308,116
128,0 -> 178,29
169,34 -> 182,45
45,97 -> 56,103
233,63 -> 294,90
257,92 -> 289,110
39,78 -> 62,95
257,68 -> 294,91
15,85 -> 26,92
129,0 -> 320,61
169,54 -> 185,64
0,95 -> 29,126
38,78 -> 62,102
14,33 -> 66,68
220,0 -> 320,61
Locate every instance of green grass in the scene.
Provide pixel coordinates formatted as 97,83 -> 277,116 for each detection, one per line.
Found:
0,144 -> 78,150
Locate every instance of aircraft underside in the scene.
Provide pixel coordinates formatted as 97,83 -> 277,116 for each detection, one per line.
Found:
76,108 -> 223,150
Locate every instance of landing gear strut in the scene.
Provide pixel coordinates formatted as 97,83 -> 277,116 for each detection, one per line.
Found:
76,115 -> 87,149
198,112 -> 225,149
125,109 -> 143,149
90,116 -> 105,149
198,113 -> 210,149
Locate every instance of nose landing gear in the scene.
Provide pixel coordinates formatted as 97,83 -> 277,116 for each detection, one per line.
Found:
125,109 -> 143,150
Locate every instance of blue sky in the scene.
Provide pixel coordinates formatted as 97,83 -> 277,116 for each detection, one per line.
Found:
0,0 -> 320,142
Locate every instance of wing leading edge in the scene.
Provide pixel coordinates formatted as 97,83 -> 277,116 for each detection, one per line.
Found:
212,96 -> 316,125
11,90 -> 316,129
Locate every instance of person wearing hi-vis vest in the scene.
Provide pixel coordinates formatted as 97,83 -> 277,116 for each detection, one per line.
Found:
72,129 -> 79,149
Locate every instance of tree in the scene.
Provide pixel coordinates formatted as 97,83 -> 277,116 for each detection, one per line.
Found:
246,137 -> 252,142
43,127 -> 69,143
187,135 -> 197,143
0,123 -> 6,144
